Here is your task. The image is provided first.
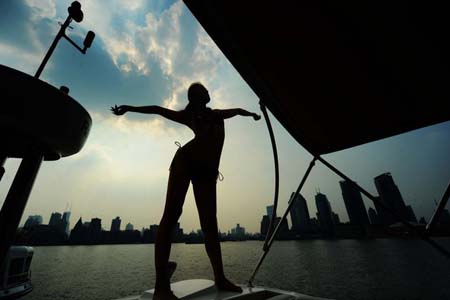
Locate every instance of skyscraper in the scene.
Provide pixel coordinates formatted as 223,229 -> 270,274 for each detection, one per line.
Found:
315,192 -> 335,237
372,196 -> 393,225
374,173 -> 408,225
111,217 -> 121,232
125,223 -> 134,231
405,205 -> 418,223
230,224 -> 246,238
62,211 -> 71,235
332,212 -> 341,225
438,209 -> 450,225
368,207 -> 379,225
289,192 -> 311,234
266,205 -> 275,217
24,215 -> 43,228
274,217 -> 290,239
49,212 -> 62,226
339,180 -> 370,226
260,215 -> 270,236
89,218 -> 102,243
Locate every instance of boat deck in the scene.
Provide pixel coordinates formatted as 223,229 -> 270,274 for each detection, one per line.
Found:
115,279 -> 332,300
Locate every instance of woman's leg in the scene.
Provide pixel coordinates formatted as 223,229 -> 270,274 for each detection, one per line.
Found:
154,154 -> 190,298
192,180 -> 242,292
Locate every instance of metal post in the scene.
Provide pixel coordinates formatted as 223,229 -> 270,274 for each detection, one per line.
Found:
316,156 -> 450,259
0,152 -> 43,268
34,15 -> 72,79
248,157 -> 316,286
426,181 -> 450,234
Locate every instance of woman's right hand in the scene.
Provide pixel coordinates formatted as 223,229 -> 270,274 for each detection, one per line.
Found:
111,105 -> 129,116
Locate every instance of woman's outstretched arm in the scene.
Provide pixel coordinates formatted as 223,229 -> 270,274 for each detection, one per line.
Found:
111,105 -> 186,124
214,108 -> 261,120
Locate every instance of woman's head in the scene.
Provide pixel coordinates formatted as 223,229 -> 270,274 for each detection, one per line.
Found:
187,82 -> 210,107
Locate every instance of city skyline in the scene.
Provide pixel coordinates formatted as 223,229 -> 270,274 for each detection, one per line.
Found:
22,171 -> 430,235
1,0 -> 449,233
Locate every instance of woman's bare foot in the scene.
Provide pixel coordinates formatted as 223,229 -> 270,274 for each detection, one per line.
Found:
167,261 -> 177,279
216,278 -> 243,293
153,290 -> 179,300
153,262 -> 177,299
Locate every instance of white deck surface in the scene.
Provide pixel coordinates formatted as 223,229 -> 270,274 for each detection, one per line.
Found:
114,279 -> 333,300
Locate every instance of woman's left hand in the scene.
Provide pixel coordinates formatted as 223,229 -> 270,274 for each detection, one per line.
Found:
111,105 -> 129,116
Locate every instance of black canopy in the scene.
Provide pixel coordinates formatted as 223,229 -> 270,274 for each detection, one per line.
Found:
183,1 -> 450,155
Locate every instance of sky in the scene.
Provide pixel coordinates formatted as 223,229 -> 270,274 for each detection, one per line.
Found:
1,0 -> 449,233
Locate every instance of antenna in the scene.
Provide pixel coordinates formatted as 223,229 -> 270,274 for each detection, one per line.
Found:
34,1 -> 96,79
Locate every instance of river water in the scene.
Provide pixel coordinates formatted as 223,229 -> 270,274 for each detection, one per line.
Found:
22,239 -> 450,300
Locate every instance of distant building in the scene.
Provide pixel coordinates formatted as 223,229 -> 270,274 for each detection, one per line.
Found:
439,209 -> 450,225
48,212 -> 69,236
143,224 -> 159,243
315,192 -> 335,237
24,215 -> 43,229
22,224 -> 66,245
260,209 -> 289,239
150,224 -> 159,233
289,192 -> 311,235
374,173 -> 408,225
111,217 -> 121,232
405,205 -> 418,223
62,211 -> 71,235
339,180 -> 369,226
368,207 -> 380,225
89,218 -> 102,243
69,217 -> 89,244
125,223 -> 134,231
309,217 -> 320,231
260,215 -> 270,236
371,195 -> 392,225
332,212 -> 341,225
49,212 -> 62,227
274,217 -> 290,239
266,205 -> 275,217
230,224 -> 246,239
172,222 -> 184,242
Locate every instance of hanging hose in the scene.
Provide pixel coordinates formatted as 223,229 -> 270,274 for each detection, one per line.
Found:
259,101 -> 280,251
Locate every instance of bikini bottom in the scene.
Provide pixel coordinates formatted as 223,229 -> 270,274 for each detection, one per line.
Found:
170,148 -> 218,184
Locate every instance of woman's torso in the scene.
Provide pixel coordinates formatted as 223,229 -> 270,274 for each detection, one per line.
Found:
182,108 -> 224,170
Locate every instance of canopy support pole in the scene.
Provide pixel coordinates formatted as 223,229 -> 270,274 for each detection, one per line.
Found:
248,157 -> 317,287
316,156 -> 450,258
0,151 -> 43,268
259,102 -> 280,251
425,181 -> 450,235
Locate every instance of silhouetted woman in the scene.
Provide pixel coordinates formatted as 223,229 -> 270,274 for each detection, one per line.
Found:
111,83 -> 260,299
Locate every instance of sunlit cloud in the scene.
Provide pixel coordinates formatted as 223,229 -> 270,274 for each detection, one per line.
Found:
81,0 -> 226,110
0,42 -> 43,73
25,0 -> 56,20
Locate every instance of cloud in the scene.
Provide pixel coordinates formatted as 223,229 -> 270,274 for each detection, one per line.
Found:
90,111 -> 180,138
0,42 -> 43,74
79,0 -> 227,110
25,0 -> 56,20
